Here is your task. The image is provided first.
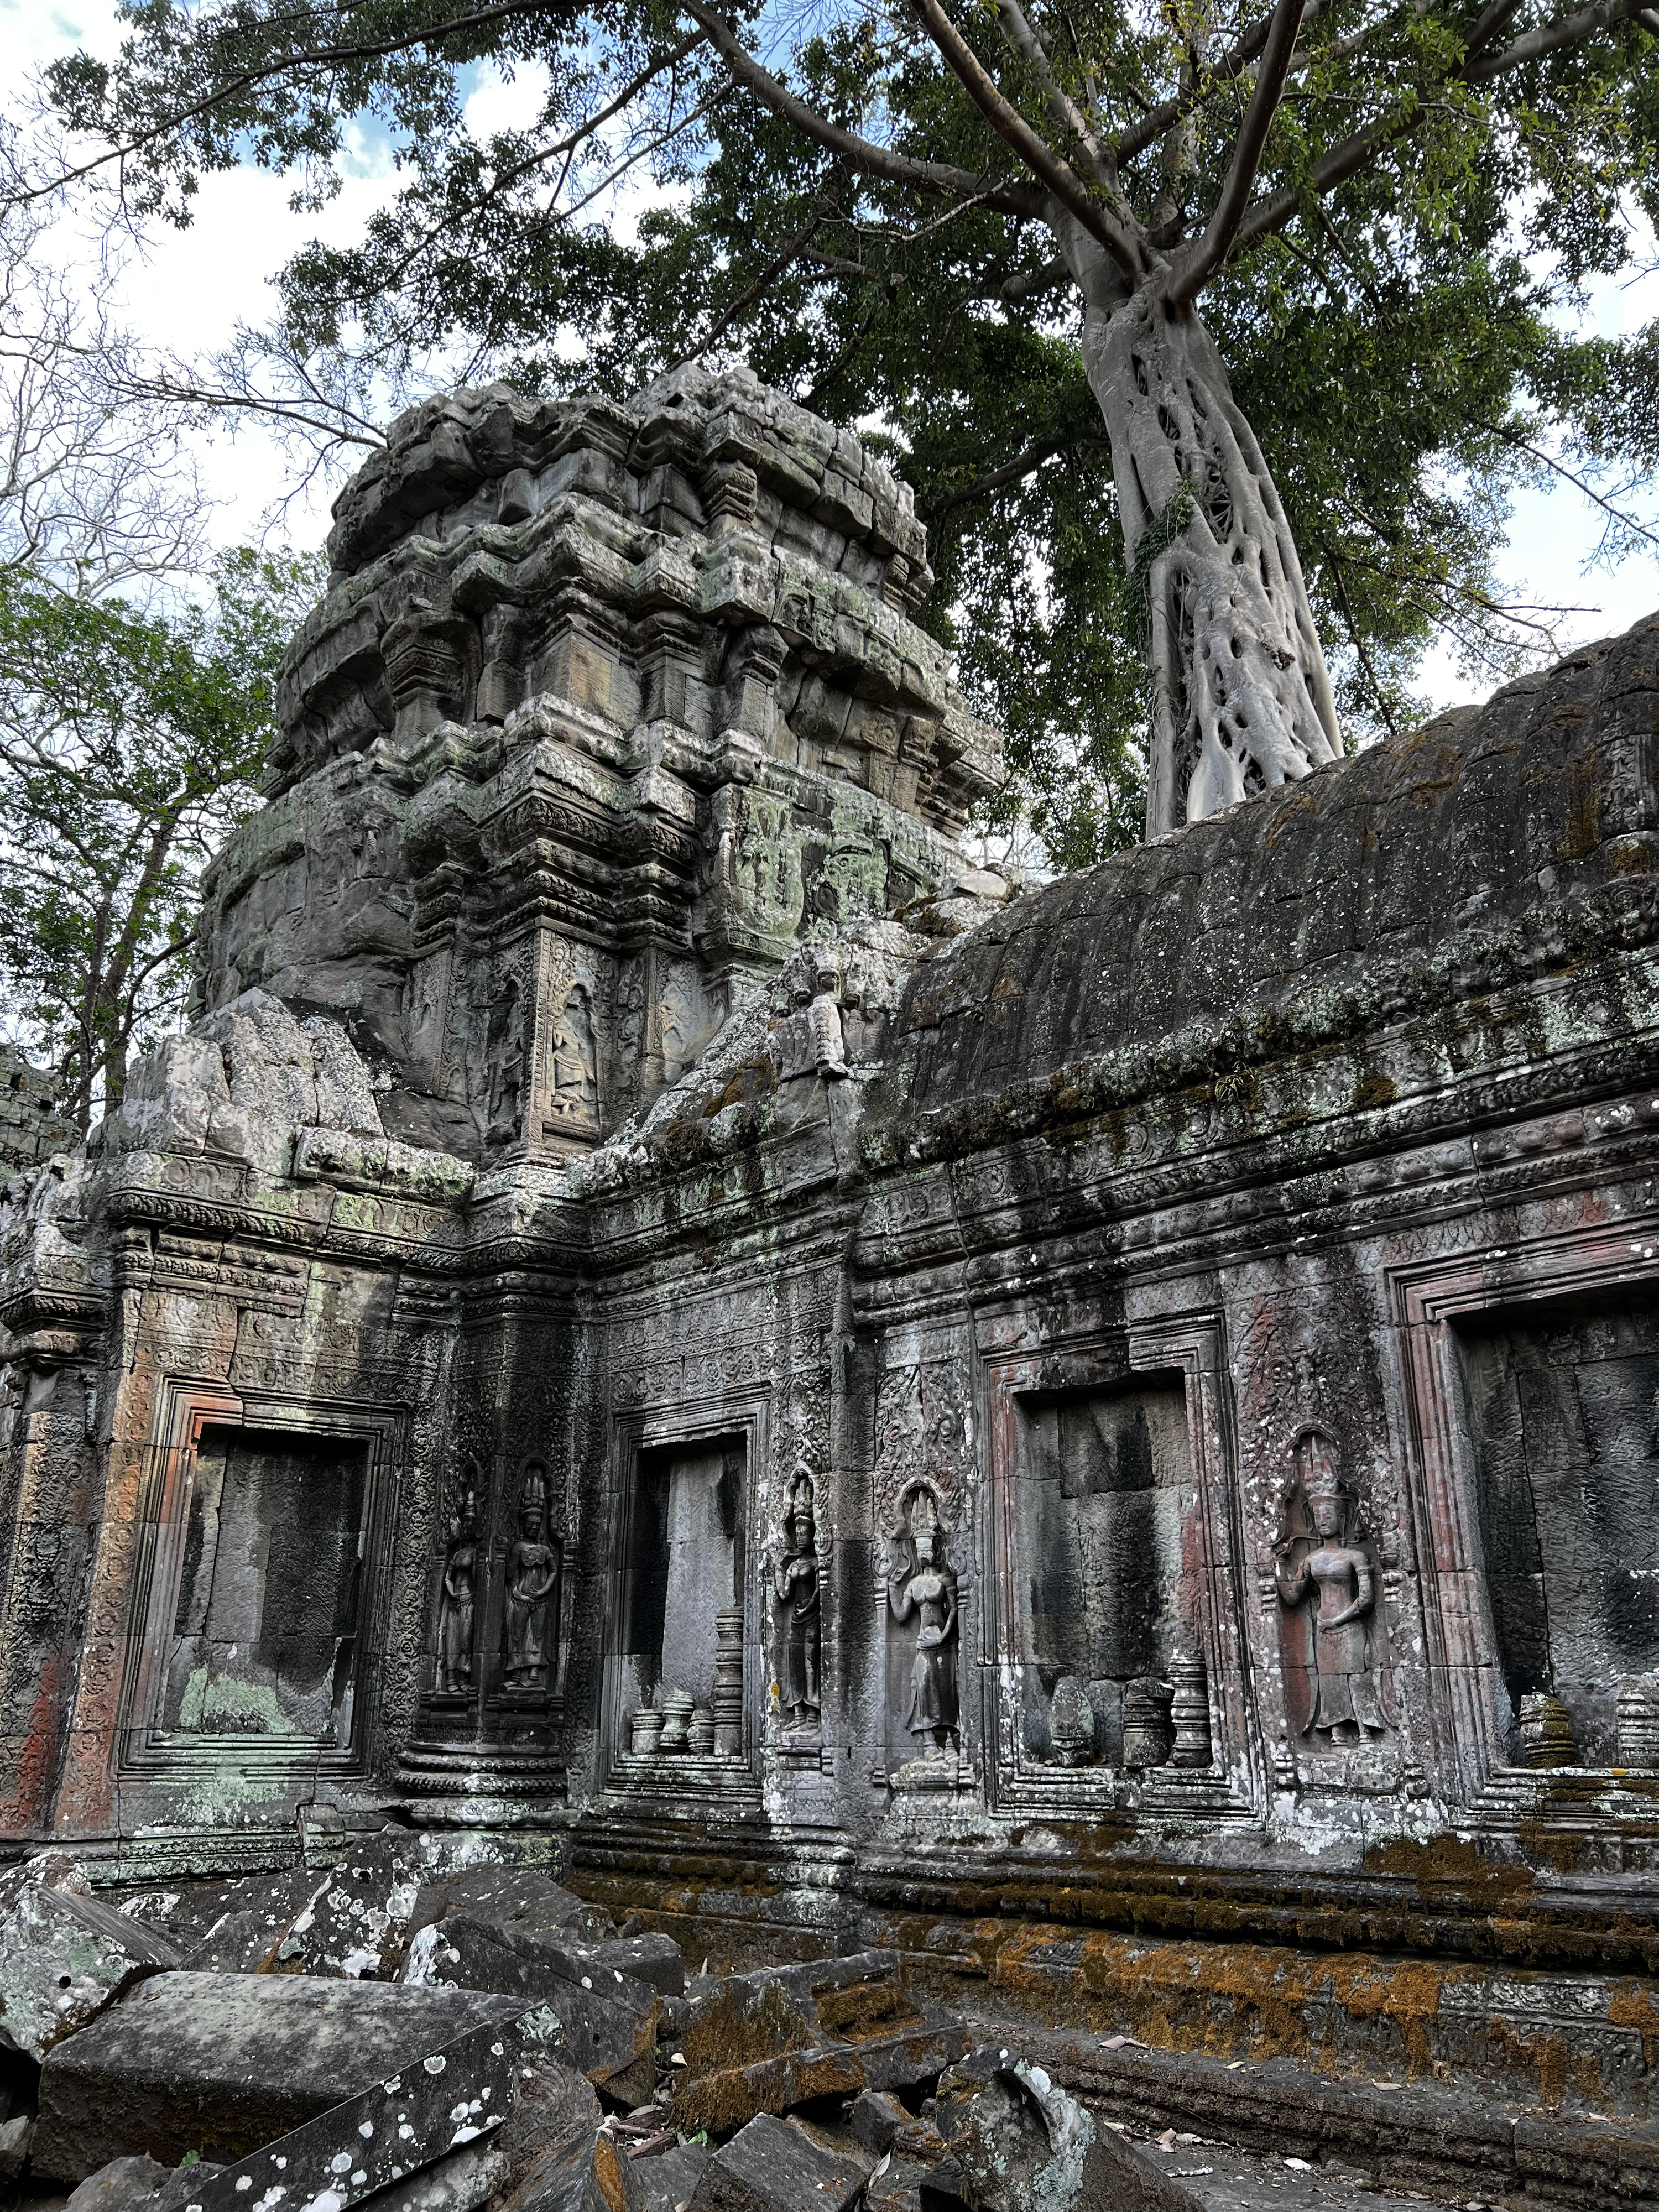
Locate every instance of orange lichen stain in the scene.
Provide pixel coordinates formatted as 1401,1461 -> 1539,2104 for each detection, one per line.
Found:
594,2137 -> 629,2212
1608,837 -> 1653,874
1363,1831 -> 1535,1903
1606,1981 -> 1659,2072
982,1918 -> 1518,2085
1352,1070 -> 1399,1110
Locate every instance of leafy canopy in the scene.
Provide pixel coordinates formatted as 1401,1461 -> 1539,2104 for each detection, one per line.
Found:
38,0 -> 1659,860
0,549 -> 322,1129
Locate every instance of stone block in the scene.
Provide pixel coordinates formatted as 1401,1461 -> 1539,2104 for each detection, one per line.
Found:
484,2054 -> 646,2212
0,1862 -> 182,2061
127,2003 -> 535,2212
933,2047 -> 1203,2212
580,1931 -> 685,1997
64,2154 -> 175,2212
633,2139 -> 712,2212
671,1951 -> 969,2136
686,2112 -> 867,2212
406,1865 -> 614,1948
406,1912 -> 660,2105
32,1969 -> 525,2180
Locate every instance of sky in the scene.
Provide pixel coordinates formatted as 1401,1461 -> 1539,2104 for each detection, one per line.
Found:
5,0 -> 1658,710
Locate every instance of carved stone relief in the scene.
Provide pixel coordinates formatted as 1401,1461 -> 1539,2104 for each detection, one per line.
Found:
502,1458 -> 561,1691
771,1470 -> 823,1735
885,1480 -> 960,1767
547,984 -> 599,1136
1274,1428 -> 1391,1745
434,1460 -> 481,1697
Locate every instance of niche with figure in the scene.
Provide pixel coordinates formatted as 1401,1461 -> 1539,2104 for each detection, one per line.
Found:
501,1459 -> 562,1697
1012,1377 -> 1193,1766
163,1428 -> 369,1746
1458,1292 -> 1659,1764
483,972 -> 525,1147
547,983 -> 598,1140
617,1436 -> 747,1729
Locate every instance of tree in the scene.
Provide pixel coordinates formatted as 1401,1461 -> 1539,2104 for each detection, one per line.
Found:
33,0 -> 1659,845
0,549 -> 321,1130
0,191 -> 209,594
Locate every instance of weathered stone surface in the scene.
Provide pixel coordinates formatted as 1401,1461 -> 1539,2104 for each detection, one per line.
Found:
32,1970 -> 526,2180
933,2047 -> 1201,2212
633,2139 -> 712,2212
4,359 -> 1659,2153
408,1912 -> 660,2105
0,2114 -> 32,2187
406,1868 -> 614,1950
485,2056 -> 646,2212
685,2112 -> 868,2212
671,1952 -> 969,2135
64,2154 -> 175,2212
0,1863 -> 182,2060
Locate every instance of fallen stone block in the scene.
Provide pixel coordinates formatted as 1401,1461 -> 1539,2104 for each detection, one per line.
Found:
671,1950 -> 969,2136
114,1866 -> 330,1968
406,1912 -> 661,2108
0,2115 -> 30,2188
933,2047 -> 1202,2212
633,2138 -> 712,2212
64,2154 -> 174,2212
32,1969 -> 528,2180
579,1931 -> 685,1999
0,1863 -> 182,2060
406,1865 -> 614,1949
139,2004 -> 536,2212
484,2053 -> 645,2212
267,1853 -> 424,1978
686,2112 -> 868,2212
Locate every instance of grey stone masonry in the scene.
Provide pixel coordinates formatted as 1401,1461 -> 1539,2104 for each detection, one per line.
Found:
3,365 -> 1659,2127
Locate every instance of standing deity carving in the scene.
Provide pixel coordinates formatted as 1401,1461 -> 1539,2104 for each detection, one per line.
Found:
435,1469 -> 479,1695
484,974 -> 524,1142
772,1472 -> 822,1731
888,1483 -> 959,1750
550,985 -> 598,1127
502,1461 -> 561,1690
1274,1430 -> 1389,1741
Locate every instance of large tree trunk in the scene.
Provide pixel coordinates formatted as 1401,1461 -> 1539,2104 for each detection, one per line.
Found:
1060,227 -> 1343,833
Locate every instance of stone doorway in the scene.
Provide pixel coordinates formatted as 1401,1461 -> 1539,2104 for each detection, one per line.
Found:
620,1436 -> 746,1716
161,1427 -> 369,1748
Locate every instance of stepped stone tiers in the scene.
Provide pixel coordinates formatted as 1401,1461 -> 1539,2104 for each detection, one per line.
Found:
3,366 -> 1659,2122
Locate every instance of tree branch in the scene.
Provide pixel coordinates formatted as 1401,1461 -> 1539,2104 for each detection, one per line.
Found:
669,193 -> 836,369
17,0 -> 583,206
1120,2 -> 1278,161
923,426 -> 1110,526
1171,0 -> 1306,300
1466,0 -> 1650,76
906,0 -> 1144,273
1233,0 -> 1651,251
680,2 -> 1044,216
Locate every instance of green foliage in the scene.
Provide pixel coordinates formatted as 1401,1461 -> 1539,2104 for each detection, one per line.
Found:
42,0 -> 1659,863
0,549 -> 322,1129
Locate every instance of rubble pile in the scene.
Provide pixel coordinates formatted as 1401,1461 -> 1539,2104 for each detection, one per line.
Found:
0,1844 -> 1203,2212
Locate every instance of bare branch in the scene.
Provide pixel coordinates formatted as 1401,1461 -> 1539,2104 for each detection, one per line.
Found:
907,0 -> 1144,273
1171,0 -> 1306,299
12,0 -> 582,207
669,194 -> 836,369
681,1 -> 1045,217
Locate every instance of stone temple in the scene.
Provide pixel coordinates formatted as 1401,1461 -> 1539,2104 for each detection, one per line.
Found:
4,365 -> 1659,2195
